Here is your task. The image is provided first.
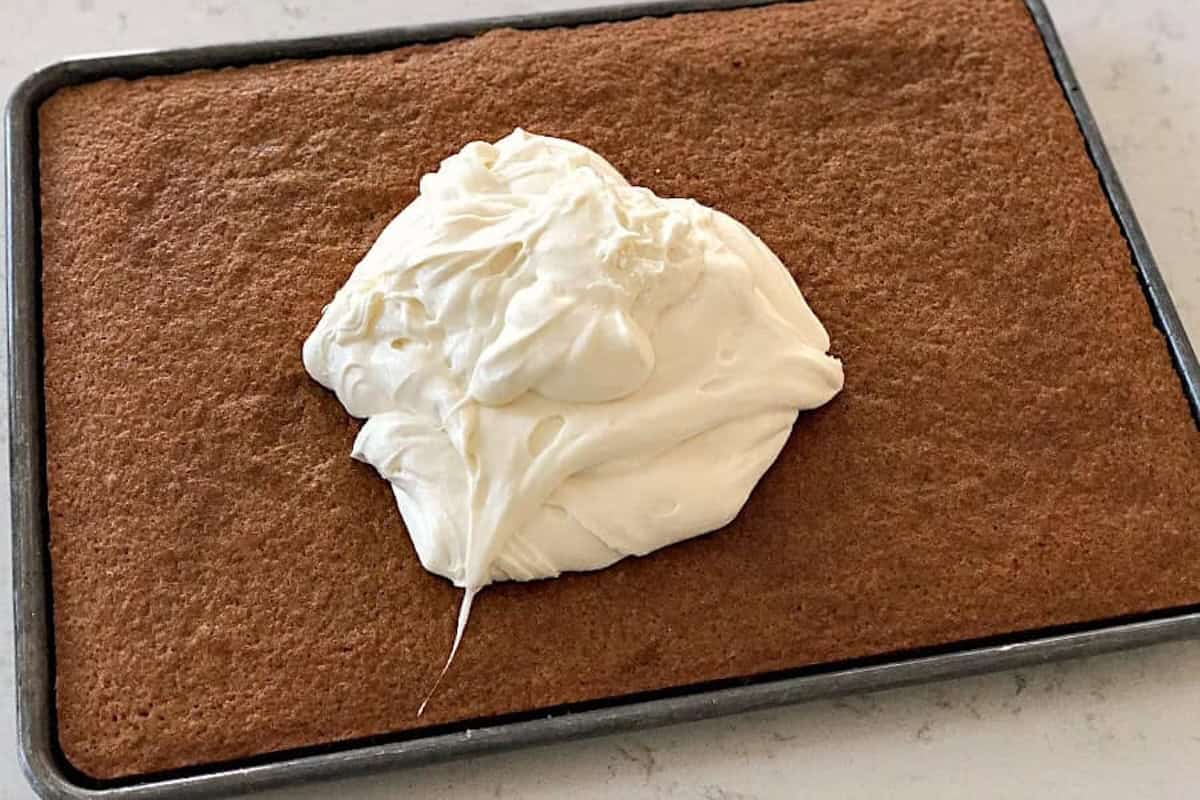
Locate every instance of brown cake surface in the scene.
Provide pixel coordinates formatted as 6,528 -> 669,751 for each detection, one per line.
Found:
38,0 -> 1200,780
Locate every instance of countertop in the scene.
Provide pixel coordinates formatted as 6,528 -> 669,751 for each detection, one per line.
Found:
2,1 -> 1198,798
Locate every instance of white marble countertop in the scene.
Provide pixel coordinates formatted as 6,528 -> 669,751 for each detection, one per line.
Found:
2,1 -> 1198,798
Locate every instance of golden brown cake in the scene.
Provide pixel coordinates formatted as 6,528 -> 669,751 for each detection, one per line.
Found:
38,0 -> 1200,780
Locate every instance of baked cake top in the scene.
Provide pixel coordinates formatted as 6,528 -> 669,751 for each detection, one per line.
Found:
38,0 -> 1200,779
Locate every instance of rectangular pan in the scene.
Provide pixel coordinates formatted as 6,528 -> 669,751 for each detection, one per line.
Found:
7,0 -> 1200,797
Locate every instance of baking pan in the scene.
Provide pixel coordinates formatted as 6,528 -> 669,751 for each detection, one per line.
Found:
7,0 -> 1200,797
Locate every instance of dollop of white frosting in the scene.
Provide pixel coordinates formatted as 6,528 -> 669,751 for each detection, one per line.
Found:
303,129 -> 843,696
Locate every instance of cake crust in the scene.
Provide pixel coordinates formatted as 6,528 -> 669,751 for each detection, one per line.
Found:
38,0 -> 1200,779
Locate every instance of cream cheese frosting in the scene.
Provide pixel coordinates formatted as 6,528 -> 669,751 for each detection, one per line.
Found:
303,129 -> 844,704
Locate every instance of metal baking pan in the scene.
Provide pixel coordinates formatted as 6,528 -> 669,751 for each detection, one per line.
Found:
7,0 -> 1200,797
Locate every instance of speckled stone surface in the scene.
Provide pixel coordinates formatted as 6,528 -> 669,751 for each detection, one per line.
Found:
4,0 -> 1200,798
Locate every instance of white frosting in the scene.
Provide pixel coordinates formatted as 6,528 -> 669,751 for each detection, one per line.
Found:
303,129 -> 843,700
